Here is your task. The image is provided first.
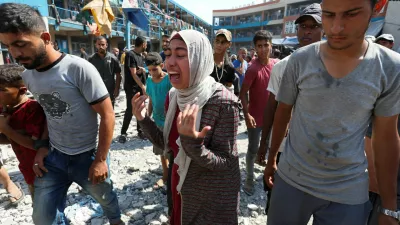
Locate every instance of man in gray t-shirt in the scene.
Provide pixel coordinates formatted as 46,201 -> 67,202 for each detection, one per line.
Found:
265,1 -> 400,225
0,3 -> 123,225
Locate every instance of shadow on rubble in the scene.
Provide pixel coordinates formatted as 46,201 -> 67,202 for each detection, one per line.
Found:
62,164 -> 168,225
237,132 -> 249,141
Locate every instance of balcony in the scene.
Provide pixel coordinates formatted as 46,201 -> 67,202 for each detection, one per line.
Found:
286,8 -> 300,16
233,29 -> 282,42
48,5 -> 126,35
150,30 -> 161,39
215,19 -> 269,30
112,17 -> 126,33
266,14 -> 284,21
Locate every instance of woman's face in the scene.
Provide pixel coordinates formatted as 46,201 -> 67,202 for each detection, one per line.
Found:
166,39 -> 190,89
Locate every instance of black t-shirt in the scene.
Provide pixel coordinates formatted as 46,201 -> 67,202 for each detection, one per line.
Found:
124,50 -> 146,88
88,52 -> 121,92
210,63 -> 235,85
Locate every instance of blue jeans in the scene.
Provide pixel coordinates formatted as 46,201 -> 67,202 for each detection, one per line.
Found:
33,148 -> 121,225
267,174 -> 372,225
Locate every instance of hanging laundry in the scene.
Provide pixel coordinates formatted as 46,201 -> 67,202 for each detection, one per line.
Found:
81,0 -> 115,36
122,0 -> 149,31
87,21 -> 101,36
76,9 -> 94,35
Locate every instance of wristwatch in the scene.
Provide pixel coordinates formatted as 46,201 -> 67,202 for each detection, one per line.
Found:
379,207 -> 400,222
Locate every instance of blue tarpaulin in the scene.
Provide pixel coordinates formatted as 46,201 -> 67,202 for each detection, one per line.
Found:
366,17 -> 385,37
272,36 -> 299,45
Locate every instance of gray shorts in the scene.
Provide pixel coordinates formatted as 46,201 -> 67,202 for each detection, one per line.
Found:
153,125 -> 164,156
267,174 -> 372,225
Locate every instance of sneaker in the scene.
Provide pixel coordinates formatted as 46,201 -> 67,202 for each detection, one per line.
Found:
243,179 -> 255,196
119,134 -> 127,143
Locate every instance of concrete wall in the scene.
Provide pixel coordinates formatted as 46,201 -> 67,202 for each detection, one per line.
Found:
383,1 -> 400,52
109,37 -> 125,50
49,25 -> 125,56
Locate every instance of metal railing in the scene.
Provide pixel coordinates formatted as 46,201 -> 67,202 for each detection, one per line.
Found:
112,17 -> 125,33
267,14 -> 284,21
234,17 -> 262,25
287,8 -> 300,16
48,5 -> 207,37
49,6 -> 80,21
235,29 -> 281,39
48,5 -> 127,33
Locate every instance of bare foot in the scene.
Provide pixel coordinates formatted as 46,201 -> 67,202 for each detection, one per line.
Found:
154,179 -> 165,190
5,182 -> 23,203
6,180 -> 24,204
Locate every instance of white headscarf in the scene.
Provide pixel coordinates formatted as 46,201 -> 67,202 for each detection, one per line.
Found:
163,30 -> 222,192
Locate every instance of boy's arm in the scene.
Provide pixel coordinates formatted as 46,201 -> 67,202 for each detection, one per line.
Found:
0,125 -> 35,149
0,102 -> 48,150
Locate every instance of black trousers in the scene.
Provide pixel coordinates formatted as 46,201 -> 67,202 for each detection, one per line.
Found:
121,87 -> 142,135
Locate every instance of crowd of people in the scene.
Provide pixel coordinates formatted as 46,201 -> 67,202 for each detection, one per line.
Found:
0,0 -> 400,225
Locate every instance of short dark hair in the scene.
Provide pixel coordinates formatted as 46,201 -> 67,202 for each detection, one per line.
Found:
145,52 -> 163,66
0,64 -> 25,88
253,30 -> 273,45
135,36 -> 146,47
81,47 -> 86,51
0,3 -> 46,35
96,36 -> 107,42
162,34 -> 170,39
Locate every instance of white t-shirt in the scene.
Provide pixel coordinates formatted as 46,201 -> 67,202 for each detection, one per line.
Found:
267,56 -> 290,153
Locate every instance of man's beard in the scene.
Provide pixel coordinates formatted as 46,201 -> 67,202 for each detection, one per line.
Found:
16,43 -> 48,70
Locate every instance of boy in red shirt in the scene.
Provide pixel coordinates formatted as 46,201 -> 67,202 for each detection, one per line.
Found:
0,64 -> 47,200
240,30 -> 279,195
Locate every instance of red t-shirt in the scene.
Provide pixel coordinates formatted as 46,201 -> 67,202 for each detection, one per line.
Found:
243,58 -> 279,127
1,99 -> 46,185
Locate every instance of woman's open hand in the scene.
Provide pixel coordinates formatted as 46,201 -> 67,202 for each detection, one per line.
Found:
177,104 -> 211,139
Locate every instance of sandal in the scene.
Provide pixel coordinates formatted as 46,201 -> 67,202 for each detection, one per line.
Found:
0,182 -> 25,209
9,182 -> 25,206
